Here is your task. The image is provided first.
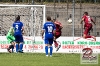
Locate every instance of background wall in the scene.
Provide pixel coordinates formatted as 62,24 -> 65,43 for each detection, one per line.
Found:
0,0 -> 100,37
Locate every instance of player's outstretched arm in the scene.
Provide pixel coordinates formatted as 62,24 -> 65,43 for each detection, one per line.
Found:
92,20 -> 96,25
21,27 -> 25,35
80,18 -> 84,24
91,18 -> 96,25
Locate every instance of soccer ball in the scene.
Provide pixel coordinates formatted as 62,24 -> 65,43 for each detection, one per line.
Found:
67,18 -> 72,24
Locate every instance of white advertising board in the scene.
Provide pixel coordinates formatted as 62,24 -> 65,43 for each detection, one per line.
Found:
0,36 -> 100,53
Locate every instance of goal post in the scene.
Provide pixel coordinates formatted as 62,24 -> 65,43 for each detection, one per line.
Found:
0,5 -> 46,37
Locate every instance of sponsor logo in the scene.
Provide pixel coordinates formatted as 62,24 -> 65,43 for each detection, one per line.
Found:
81,48 -> 98,64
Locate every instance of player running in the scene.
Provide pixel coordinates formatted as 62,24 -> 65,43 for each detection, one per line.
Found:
6,27 -> 15,53
80,12 -> 96,41
13,15 -> 24,53
42,16 -> 56,57
52,19 -> 63,51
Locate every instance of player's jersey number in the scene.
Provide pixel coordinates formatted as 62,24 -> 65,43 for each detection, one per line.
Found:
87,16 -> 91,23
15,25 -> 19,30
14,25 -> 19,32
47,26 -> 53,32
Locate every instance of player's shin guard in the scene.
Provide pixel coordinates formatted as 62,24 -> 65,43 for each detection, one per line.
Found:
19,43 -> 23,52
16,44 -> 19,52
45,46 -> 48,55
50,46 -> 53,56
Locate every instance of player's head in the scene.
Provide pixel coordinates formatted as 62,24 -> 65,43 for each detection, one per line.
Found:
84,12 -> 88,15
15,15 -> 20,22
53,19 -> 56,22
47,16 -> 51,21
51,19 -> 56,23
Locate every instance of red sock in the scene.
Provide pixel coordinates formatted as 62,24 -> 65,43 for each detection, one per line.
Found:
54,41 -> 58,48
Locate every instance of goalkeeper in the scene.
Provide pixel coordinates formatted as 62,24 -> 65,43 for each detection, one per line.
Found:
6,27 -> 15,53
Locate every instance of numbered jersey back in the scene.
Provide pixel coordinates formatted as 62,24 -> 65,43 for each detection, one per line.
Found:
13,21 -> 23,35
82,15 -> 93,24
43,22 -> 56,38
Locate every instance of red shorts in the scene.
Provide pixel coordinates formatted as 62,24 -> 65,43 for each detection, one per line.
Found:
55,32 -> 61,39
84,24 -> 92,35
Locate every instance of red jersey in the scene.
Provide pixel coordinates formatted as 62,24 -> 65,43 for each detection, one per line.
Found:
54,21 -> 62,32
82,15 -> 93,27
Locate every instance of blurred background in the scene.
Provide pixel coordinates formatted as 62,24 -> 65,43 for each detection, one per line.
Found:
0,0 -> 100,37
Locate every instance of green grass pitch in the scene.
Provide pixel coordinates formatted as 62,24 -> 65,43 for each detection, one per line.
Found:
0,53 -> 99,66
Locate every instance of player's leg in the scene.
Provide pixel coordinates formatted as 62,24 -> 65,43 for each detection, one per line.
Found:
89,26 -> 96,41
19,42 -> 24,53
7,41 -> 15,53
6,36 -> 12,53
49,39 -> 53,57
18,35 -> 24,53
53,32 -> 58,48
11,41 -> 15,52
54,38 -> 58,48
83,27 -> 91,38
14,35 -> 20,53
83,26 -> 96,41
54,33 -> 60,48
16,42 -> 19,53
44,39 -> 49,56
7,35 -> 15,53
56,41 -> 61,51
54,34 -> 61,51
11,36 -> 15,52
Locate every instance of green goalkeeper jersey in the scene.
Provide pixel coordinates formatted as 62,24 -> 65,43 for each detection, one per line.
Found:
6,27 -> 15,43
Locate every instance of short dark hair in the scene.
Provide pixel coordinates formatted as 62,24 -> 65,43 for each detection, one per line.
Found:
15,15 -> 20,22
47,16 -> 51,21
84,12 -> 88,15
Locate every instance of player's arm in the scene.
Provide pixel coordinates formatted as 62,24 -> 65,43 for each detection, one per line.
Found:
91,19 -> 96,25
53,24 -> 56,40
80,18 -> 84,24
53,29 -> 56,36
41,29 -> 45,39
59,24 -> 63,30
53,29 -> 56,41
41,24 -> 45,39
56,22 -> 63,30
21,26 -> 25,35
21,23 -> 25,35
58,22 -> 63,29
9,27 -> 14,35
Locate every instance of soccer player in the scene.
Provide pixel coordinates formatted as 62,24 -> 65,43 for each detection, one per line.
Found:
52,19 -> 63,51
13,15 -> 24,53
80,12 -> 96,41
42,16 -> 56,57
6,27 -> 15,53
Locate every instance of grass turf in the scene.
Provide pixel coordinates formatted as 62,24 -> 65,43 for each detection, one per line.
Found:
0,53 -> 99,66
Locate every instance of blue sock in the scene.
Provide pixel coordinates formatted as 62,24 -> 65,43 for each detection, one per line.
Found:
16,44 -> 19,52
45,46 -> 48,55
19,44 -> 23,51
50,46 -> 53,55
